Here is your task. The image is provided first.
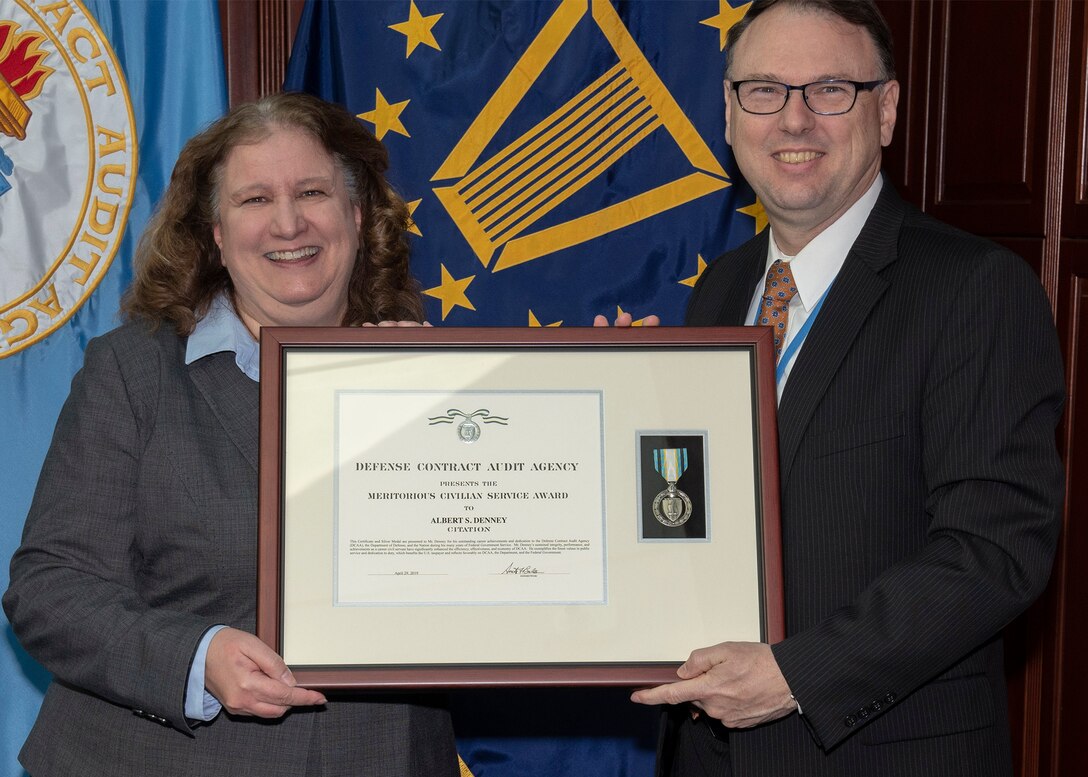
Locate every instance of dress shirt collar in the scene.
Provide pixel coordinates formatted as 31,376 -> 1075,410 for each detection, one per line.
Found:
765,175 -> 884,311
185,293 -> 260,382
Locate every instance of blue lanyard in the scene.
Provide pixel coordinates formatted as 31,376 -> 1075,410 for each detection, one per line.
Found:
754,285 -> 832,384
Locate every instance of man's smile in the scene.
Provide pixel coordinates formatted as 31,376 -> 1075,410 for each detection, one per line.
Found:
773,150 -> 824,164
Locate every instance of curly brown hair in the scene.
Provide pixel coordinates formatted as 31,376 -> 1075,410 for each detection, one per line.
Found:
122,92 -> 423,333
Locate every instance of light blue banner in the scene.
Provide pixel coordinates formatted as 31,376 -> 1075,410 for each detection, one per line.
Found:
0,2 -> 227,774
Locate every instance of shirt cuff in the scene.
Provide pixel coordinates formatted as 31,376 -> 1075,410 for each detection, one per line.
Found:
184,624 -> 228,721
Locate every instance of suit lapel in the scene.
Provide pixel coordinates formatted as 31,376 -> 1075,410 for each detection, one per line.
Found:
188,352 -> 260,471
717,233 -> 771,325
775,185 -> 906,486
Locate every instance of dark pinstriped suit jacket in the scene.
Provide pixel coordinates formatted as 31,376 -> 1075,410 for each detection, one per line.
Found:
4,323 -> 457,777
680,183 -> 1065,776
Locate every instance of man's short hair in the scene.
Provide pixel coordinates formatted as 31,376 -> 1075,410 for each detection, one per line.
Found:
724,0 -> 896,81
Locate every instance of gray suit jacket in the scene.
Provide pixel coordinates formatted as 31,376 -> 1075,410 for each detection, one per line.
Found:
4,323 -> 458,777
673,183 -> 1065,776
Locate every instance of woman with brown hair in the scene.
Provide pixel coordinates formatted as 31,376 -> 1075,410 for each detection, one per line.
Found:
4,92 -> 456,777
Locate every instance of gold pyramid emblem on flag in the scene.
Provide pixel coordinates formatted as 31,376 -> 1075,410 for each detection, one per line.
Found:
431,0 -> 729,272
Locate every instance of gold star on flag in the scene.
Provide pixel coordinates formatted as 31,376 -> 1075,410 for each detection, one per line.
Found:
680,254 -> 708,288
616,305 -> 651,327
389,1 -> 443,58
423,264 -> 475,320
701,1 -> 751,51
406,199 -> 422,236
738,198 -> 769,234
357,89 -> 410,140
528,310 -> 562,327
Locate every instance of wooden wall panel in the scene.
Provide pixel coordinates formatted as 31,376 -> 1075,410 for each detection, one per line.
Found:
219,0 -> 304,105
877,0 -> 930,210
1046,4 -> 1087,770
1049,241 -> 1088,777
927,0 -> 1052,236
1066,1 -> 1088,238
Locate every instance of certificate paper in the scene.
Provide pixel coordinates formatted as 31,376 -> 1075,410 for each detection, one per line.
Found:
335,390 -> 605,605
258,327 -> 783,688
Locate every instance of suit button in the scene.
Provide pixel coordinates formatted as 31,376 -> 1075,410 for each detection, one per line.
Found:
871,700 -> 882,712
858,707 -> 869,718
845,715 -> 857,727
884,692 -> 897,704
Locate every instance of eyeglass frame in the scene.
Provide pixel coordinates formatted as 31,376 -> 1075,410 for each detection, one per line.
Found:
728,78 -> 889,116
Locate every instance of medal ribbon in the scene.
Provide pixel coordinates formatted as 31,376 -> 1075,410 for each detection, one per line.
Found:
654,448 -> 688,482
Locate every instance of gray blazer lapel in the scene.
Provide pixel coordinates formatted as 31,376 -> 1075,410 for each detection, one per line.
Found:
775,185 -> 905,486
188,352 -> 260,471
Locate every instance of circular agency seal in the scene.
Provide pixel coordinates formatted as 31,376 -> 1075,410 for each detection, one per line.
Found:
0,0 -> 136,358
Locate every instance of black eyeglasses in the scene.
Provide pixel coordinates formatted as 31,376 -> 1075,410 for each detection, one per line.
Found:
730,79 -> 888,116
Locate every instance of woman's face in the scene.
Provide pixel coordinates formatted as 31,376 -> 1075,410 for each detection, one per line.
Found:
213,126 -> 363,333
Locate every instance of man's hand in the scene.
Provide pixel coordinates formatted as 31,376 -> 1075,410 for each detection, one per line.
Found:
630,641 -> 796,728
592,312 -> 661,327
205,627 -> 327,718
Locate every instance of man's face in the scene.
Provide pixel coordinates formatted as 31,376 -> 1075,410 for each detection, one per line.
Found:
725,6 -> 899,244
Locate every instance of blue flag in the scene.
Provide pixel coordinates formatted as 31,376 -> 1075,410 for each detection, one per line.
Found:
285,0 -> 760,328
285,2 -> 759,775
0,2 -> 226,774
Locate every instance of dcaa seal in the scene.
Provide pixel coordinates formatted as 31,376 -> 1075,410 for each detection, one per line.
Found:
0,0 -> 136,357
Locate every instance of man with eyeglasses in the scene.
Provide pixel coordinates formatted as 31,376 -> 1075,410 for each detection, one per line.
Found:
629,2 -> 1065,776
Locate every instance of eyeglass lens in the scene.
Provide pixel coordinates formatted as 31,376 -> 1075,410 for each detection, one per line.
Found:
738,81 -> 857,115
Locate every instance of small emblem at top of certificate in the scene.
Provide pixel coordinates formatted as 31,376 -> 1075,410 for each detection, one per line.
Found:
637,432 -> 709,541
428,409 -> 510,443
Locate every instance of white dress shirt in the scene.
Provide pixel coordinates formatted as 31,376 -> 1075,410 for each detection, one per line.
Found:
745,176 -> 884,400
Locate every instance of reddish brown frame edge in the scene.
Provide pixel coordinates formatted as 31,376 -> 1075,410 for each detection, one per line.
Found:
256,325 -> 784,690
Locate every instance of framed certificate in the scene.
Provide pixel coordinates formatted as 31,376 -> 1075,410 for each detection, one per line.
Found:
257,326 -> 782,689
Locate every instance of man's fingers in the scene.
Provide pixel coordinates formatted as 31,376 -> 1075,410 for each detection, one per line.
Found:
630,678 -> 702,707
678,647 -> 720,679
674,641 -> 733,679
592,312 -> 659,326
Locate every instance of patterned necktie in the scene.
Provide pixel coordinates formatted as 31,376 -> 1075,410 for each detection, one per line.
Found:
757,259 -> 798,360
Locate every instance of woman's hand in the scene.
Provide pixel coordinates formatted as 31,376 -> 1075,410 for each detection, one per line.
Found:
205,627 -> 327,718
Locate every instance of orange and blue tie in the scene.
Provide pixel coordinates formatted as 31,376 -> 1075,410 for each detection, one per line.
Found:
758,259 -> 798,360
